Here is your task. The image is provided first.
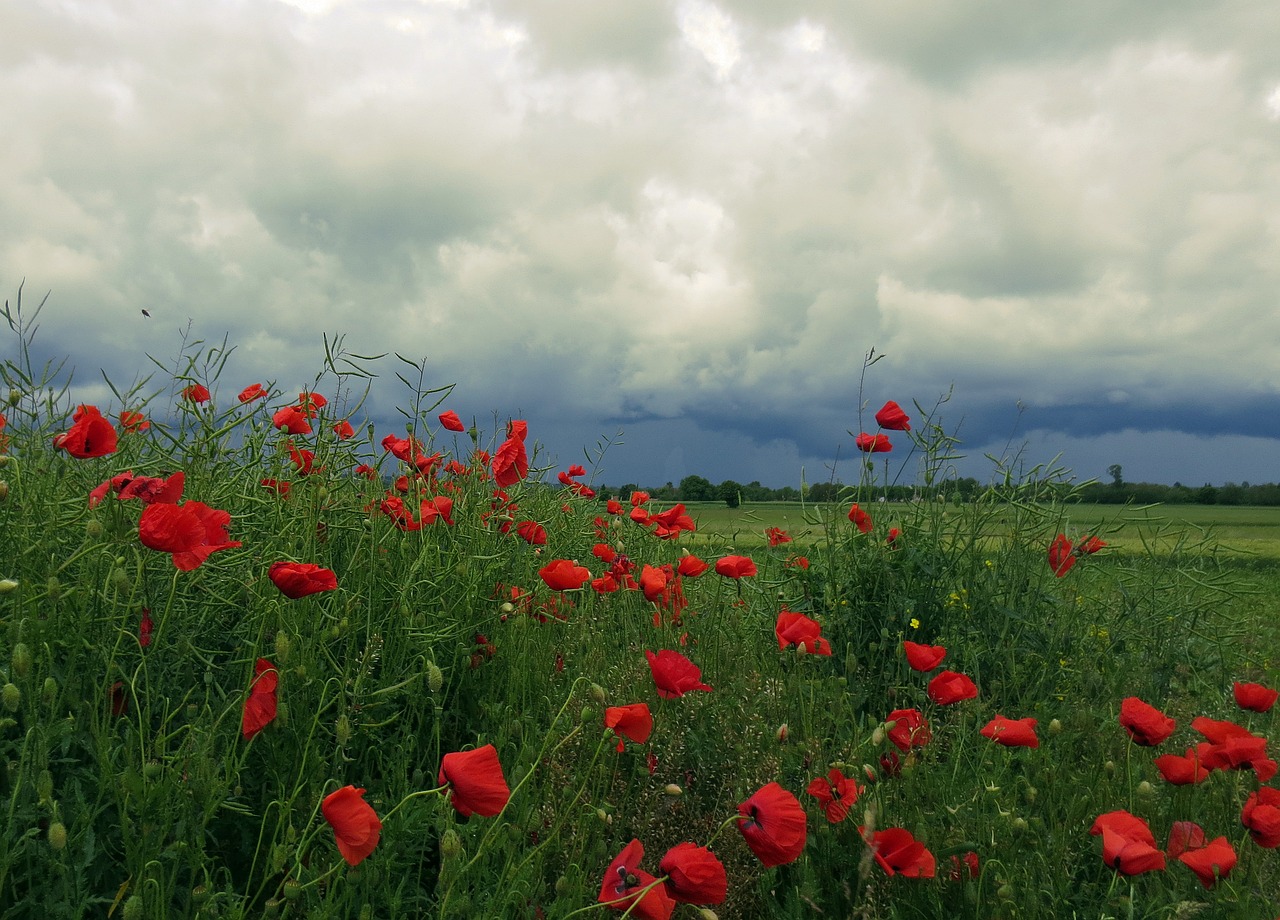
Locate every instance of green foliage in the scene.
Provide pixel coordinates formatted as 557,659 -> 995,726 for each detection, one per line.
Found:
0,315 -> 1277,918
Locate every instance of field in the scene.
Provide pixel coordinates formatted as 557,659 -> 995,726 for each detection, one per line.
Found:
1,335 -> 1278,919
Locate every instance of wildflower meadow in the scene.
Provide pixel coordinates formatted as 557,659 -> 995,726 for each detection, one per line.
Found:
1,293 -> 1277,919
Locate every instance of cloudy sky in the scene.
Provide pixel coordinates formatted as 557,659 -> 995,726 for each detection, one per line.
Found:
4,0 -> 1279,489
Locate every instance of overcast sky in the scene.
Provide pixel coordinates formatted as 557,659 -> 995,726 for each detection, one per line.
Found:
4,0 -> 1279,489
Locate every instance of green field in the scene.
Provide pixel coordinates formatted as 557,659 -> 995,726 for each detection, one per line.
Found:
676,500 -> 1280,559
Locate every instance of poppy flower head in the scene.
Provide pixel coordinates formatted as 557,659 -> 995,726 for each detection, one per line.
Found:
927,670 -> 978,705
53,405 -> 118,459
539,558 -> 591,592
322,785 -> 382,866
438,744 -> 510,818
863,826 -> 936,877
658,843 -> 727,905
241,658 -> 279,739
902,641 -> 946,672
848,503 -> 873,534
855,432 -> 892,453
597,840 -> 675,920
604,703 -> 653,752
138,501 -> 241,570
297,391 -> 327,415
420,495 -> 455,526
736,782 -> 807,867
238,383 -> 268,402
119,410 -> 149,433
492,420 -> 529,487
268,561 -> 338,599
886,708 -> 932,752
766,527 -> 791,546
1048,534 -> 1075,576
1241,787 -> 1280,848
272,405 -> 312,435
806,768 -> 863,823
775,610 -> 832,656
875,400 -> 911,431
645,649 -> 712,699
516,520 -> 548,545
1089,811 -> 1166,875
979,715 -> 1039,748
1153,745 -> 1211,785
1233,680 -> 1278,713
333,419 -> 355,440
1119,697 -> 1176,746
1174,834 -> 1236,889
438,410 -> 466,432
181,384 -> 211,403
715,555 -> 757,579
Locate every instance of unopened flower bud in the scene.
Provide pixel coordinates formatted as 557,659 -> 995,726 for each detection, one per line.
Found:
0,481 -> 10,501
0,578 -> 18,594
111,569 -> 131,593
1011,816 -> 1028,833
274,632 -> 292,664
664,784 -> 683,796
697,910 -> 720,920
1048,718 -> 1063,735
426,661 -> 444,693
144,759 -> 162,780
439,827 -> 463,860
47,821 -> 67,851
775,723 -> 789,743
500,602 -> 515,615
589,683 -> 606,705
45,577 -> 61,601
121,894 -> 144,920
335,714 -> 352,746
1136,780 -> 1154,798
871,724 -> 888,746
11,643 -> 31,679
6,389 -> 18,406
41,677 -> 57,706
1103,760 -> 1115,776
36,770 -> 54,803
85,519 -> 104,539
2,683 -> 20,712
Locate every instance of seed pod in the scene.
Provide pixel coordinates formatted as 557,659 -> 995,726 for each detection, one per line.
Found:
11,643 -> 31,679
283,879 -> 302,901
144,760 -> 162,780
191,885 -> 210,906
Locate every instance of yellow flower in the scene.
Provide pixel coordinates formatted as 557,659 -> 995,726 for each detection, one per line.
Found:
909,618 -> 920,630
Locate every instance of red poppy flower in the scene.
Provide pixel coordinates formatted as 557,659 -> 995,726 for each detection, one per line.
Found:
438,744 -> 510,818
855,432 -> 892,453
766,527 -> 791,547
438,410 -> 465,432
1234,681 -> 1279,713
1241,787 -> 1280,847
53,405 -> 118,459
646,503 -> 697,539
1153,745 -> 1211,785
736,782 -> 807,867
138,608 -> 153,648
806,768 -> 863,823
1048,534 -> 1075,576
902,641 -> 946,672
775,610 -> 832,656
658,843 -> 727,905
539,559 -> 591,592
886,527 -> 901,546
863,827 -> 936,877
979,715 -> 1039,748
298,391 -> 327,414
848,503 -> 873,534
420,496 -> 455,525
605,703 -> 653,752
927,670 -> 978,705
639,564 -> 670,604
516,520 -> 548,545
138,501 -> 241,570
241,658 -> 279,739
322,785 -> 382,866
288,442 -> 317,476
119,410 -> 149,433
948,851 -> 980,881
1119,697 -> 1176,746
786,555 -> 810,569
492,420 -> 529,487
645,649 -> 712,699
1090,811 -> 1166,875
1175,835 -> 1236,889
1193,717 -> 1277,781
268,562 -> 338,599
272,405 -> 312,435
677,554 -> 709,577
886,708 -> 932,752
598,840 -> 675,920
333,419 -> 355,440
181,384 -> 210,403
1166,820 -> 1205,858
875,401 -> 911,431
117,471 -> 185,505
238,383 -> 268,402
1077,535 -> 1106,555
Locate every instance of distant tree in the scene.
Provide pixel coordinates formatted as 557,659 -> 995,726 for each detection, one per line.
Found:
718,480 -> 743,508
679,475 -> 716,502
1108,464 -> 1124,487
777,486 -> 800,501
617,483 -> 638,500
1196,484 -> 1218,505
807,482 -> 842,503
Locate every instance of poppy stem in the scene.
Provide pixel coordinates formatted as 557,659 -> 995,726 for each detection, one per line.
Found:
704,812 -> 746,848
380,785 -> 448,824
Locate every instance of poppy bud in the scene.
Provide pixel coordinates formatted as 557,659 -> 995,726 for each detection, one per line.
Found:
47,821 -> 67,851
335,715 -> 352,746
776,723 -> 789,743
1048,718 -> 1063,735
6,389 -> 18,406
36,769 -> 53,803
0,481 -> 9,501
664,784 -> 683,796
111,569 -> 131,592
2,683 -> 20,712
121,895 -> 143,920
85,519 -> 104,539
1136,780 -> 1154,798
500,602 -> 515,615
11,643 -> 31,679
1010,816 -> 1028,833
274,632 -> 292,664
0,579 -> 18,594
426,662 -> 444,693
41,677 -> 57,706
698,911 -> 720,920
997,883 -> 1014,901
1103,760 -> 1116,775
589,683 -> 606,705
46,577 -> 61,600
555,876 -> 569,896
871,724 -> 887,746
